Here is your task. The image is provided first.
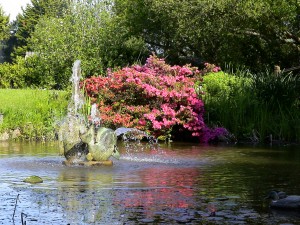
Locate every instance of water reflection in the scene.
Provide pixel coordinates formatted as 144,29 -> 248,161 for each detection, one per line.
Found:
0,141 -> 299,224
114,167 -> 198,209
0,141 -> 60,156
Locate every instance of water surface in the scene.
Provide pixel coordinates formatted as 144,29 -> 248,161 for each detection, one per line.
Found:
0,141 -> 299,224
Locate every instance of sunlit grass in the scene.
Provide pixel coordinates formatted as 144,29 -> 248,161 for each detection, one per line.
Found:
0,89 -> 69,140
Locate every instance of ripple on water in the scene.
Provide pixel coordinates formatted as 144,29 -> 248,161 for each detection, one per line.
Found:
120,153 -> 211,167
1,143 -> 300,224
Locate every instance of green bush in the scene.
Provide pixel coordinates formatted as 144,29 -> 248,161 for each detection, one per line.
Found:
202,70 -> 300,142
22,55 -> 58,89
202,71 -> 255,139
0,56 -> 62,89
0,58 -> 26,88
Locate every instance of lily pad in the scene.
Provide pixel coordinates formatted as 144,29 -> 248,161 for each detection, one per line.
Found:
23,175 -> 43,184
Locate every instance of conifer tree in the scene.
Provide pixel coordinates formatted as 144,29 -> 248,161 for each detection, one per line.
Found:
0,6 -> 9,42
0,6 -> 10,62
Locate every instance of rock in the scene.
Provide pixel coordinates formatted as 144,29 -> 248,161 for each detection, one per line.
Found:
58,111 -> 120,164
80,125 -> 120,161
86,152 -> 93,161
58,115 -> 88,162
270,196 -> 300,209
23,175 -> 43,184
11,128 -> 21,139
139,218 -> 155,223
0,132 -> 9,141
215,197 -> 230,201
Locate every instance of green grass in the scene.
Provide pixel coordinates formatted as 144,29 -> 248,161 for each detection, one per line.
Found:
0,89 -> 69,140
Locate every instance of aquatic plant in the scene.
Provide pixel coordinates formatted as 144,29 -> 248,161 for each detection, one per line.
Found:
82,55 -> 214,141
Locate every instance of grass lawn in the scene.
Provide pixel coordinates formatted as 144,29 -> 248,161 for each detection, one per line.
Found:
0,89 -> 69,140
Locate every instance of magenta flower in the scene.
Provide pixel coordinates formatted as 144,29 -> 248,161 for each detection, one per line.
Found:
82,54 -> 225,142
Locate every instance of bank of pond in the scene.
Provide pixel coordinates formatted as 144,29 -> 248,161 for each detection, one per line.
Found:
0,76 -> 299,144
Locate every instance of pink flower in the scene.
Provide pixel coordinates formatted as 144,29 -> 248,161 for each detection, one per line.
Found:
138,119 -> 147,126
144,113 -> 156,121
82,54 -> 226,142
179,67 -> 193,76
153,121 -> 162,130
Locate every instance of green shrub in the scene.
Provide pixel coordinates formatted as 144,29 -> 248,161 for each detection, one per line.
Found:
202,70 -> 300,142
0,55 -> 65,89
22,55 -> 58,89
0,58 -> 26,88
202,71 -> 255,139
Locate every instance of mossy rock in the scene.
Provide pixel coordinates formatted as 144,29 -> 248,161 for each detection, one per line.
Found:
23,175 -> 43,184
86,152 -> 93,161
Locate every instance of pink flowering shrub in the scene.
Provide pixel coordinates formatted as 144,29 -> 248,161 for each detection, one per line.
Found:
199,127 -> 229,143
82,54 -> 227,142
202,62 -> 221,74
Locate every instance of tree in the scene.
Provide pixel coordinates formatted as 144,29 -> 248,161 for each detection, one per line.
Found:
12,0 -> 71,59
0,6 -> 9,41
0,6 -> 10,62
29,0 -> 148,88
113,0 -> 300,70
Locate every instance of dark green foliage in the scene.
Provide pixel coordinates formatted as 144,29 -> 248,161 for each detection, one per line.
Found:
253,71 -> 300,109
29,0 -> 148,88
114,0 -> 300,70
2,0 -> 300,88
0,6 -> 10,62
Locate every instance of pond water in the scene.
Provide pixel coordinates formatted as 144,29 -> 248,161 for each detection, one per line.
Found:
0,141 -> 299,225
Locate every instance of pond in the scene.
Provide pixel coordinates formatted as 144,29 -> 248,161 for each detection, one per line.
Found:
0,141 -> 299,225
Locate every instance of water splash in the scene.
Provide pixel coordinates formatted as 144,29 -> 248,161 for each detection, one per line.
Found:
58,60 -> 88,160
115,127 -> 156,142
90,103 -> 101,127
68,60 -> 84,115
120,154 -> 180,164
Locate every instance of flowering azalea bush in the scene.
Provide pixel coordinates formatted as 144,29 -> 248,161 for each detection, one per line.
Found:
82,55 -> 227,142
